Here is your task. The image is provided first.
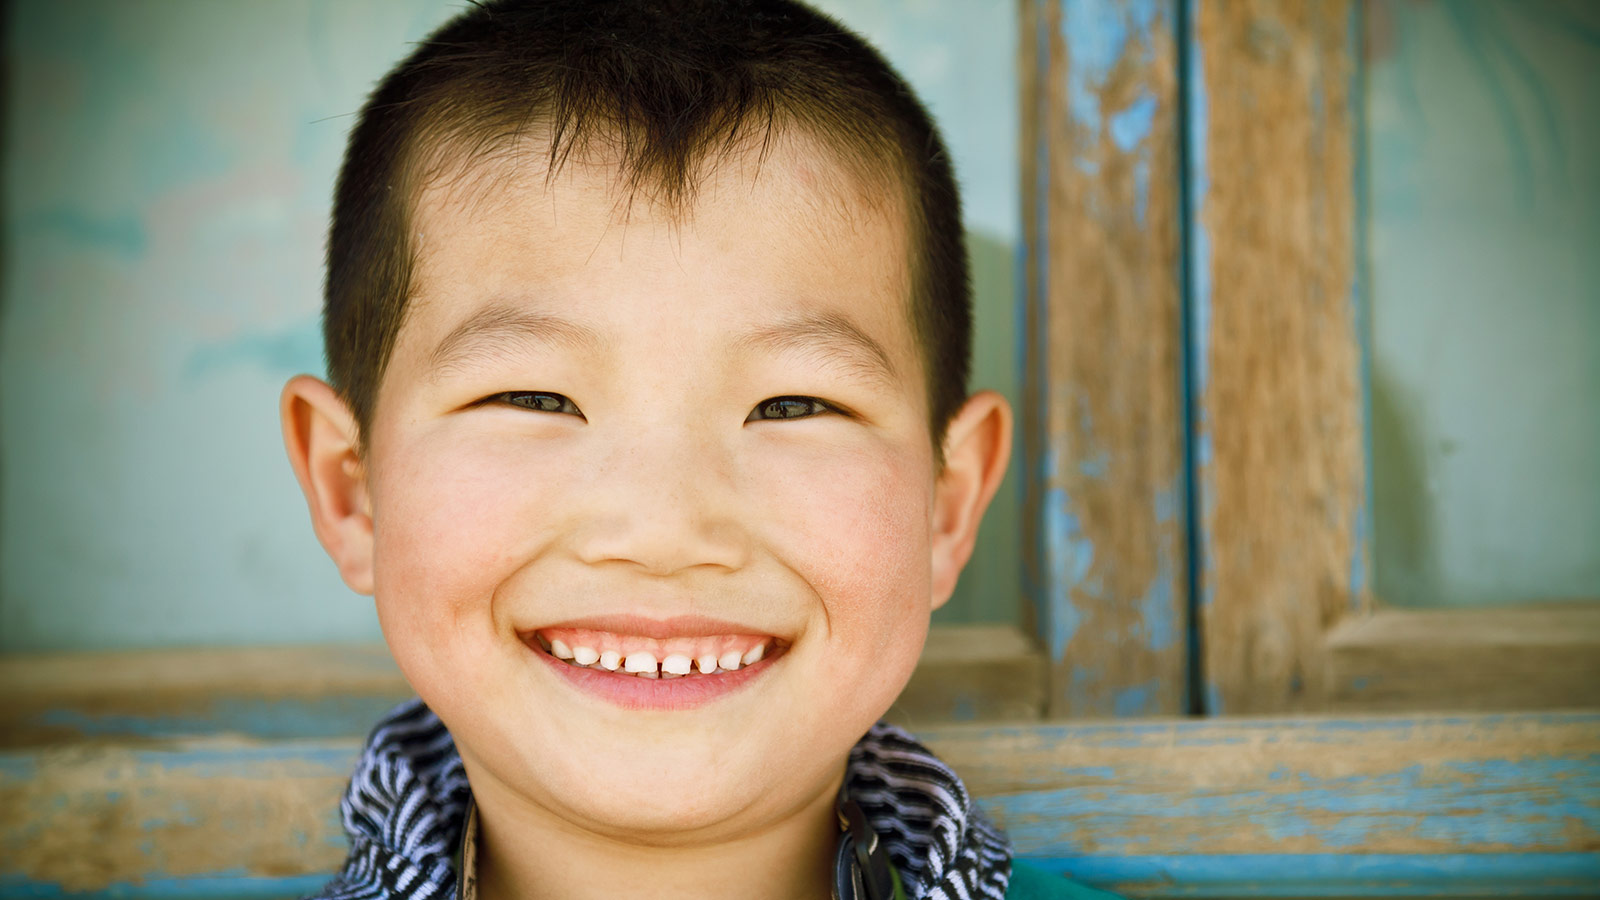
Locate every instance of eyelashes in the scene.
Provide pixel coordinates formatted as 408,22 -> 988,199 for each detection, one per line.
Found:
494,391 -> 585,418
745,396 -> 835,422
486,392 -> 842,422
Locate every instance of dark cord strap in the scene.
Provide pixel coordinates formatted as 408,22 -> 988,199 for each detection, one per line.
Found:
833,798 -> 899,900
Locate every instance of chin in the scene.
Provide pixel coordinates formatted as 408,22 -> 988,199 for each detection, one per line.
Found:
530,743 -> 816,842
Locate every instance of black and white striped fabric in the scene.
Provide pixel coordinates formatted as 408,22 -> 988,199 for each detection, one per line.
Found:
307,699 -> 1012,900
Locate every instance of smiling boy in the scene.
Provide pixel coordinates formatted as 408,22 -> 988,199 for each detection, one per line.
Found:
282,2 -> 1115,898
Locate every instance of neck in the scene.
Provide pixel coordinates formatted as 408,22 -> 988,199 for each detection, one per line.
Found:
471,772 -> 842,900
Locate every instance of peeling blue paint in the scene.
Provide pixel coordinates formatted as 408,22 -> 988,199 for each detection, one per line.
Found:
1110,92 -> 1158,151
1043,488 -> 1087,657
1020,853 -> 1600,896
1078,451 -> 1110,479
1154,481 -> 1181,524
0,872 -> 331,900
0,753 -> 40,781
1063,0 -> 1125,92
12,853 -> 1593,900
992,747 -> 1600,854
1139,572 -> 1179,652
1113,679 -> 1160,716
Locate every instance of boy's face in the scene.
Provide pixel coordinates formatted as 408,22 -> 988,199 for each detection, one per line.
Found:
291,132 -> 1006,846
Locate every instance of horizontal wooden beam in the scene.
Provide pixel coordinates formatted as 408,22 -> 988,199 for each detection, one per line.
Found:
0,644 -> 414,747
1324,605 -> 1600,712
4,711 -> 1595,897
0,626 -> 1043,747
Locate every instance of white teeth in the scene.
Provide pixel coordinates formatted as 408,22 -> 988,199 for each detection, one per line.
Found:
545,638 -> 773,678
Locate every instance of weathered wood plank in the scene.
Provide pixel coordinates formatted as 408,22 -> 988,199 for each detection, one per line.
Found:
0,627 -> 1043,746
1325,604 -> 1600,712
931,713 -> 1600,858
1020,0 -> 1188,718
0,645 -> 414,747
886,625 -> 1046,727
5,712 -> 1595,897
1185,0 -> 1369,714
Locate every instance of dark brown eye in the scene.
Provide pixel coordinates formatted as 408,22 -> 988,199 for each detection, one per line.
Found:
748,396 -> 829,422
496,391 -> 583,418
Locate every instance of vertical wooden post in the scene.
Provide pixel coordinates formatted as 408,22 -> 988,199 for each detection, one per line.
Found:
1185,0 -> 1370,714
1020,0 -> 1189,717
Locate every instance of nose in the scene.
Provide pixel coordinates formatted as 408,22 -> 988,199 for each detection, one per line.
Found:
569,422 -> 750,576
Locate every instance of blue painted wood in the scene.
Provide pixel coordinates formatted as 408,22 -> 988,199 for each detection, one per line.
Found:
6,712 -> 1595,898
1031,854 -> 1600,897
0,874 -> 329,900
8,855 -> 1598,900
1020,0 -> 1189,717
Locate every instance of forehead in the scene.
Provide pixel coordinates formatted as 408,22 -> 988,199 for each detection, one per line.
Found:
393,128 -> 921,369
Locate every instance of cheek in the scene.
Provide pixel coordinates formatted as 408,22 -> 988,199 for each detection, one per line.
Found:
365,434 -> 557,667
754,442 -> 935,646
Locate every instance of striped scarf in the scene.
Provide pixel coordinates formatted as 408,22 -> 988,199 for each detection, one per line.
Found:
307,699 -> 1011,900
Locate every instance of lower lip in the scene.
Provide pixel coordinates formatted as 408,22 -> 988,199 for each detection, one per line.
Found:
527,640 -> 776,711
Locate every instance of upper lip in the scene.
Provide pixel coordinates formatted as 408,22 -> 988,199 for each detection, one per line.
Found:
523,613 -> 777,640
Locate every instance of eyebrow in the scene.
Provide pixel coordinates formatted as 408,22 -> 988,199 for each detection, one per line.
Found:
735,311 -> 898,387
427,304 -> 897,387
427,304 -> 604,377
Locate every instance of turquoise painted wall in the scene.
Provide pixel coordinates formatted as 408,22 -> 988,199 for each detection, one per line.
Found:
0,1 -> 1020,651
1366,0 -> 1600,608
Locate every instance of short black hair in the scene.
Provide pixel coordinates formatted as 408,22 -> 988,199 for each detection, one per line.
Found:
324,0 -> 970,449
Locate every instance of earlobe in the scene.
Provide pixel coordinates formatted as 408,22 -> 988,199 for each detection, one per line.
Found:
280,375 -> 376,595
929,390 -> 1013,610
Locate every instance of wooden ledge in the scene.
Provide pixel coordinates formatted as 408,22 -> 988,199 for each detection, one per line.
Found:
3,711 -> 1595,897
1325,605 -> 1600,712
0,625 -> 1043,747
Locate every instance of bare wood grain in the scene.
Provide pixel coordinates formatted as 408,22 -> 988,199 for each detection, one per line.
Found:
1190,0 -> 1368,714
1021,0 -> 1188,718
1325,604 -> 1600,712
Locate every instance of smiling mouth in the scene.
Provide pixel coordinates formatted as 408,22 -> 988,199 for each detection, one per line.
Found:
525,627 -> 782,680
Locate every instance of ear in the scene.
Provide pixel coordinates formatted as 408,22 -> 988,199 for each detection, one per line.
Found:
929,390 -> 1013,609
280,375 -> 375,595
